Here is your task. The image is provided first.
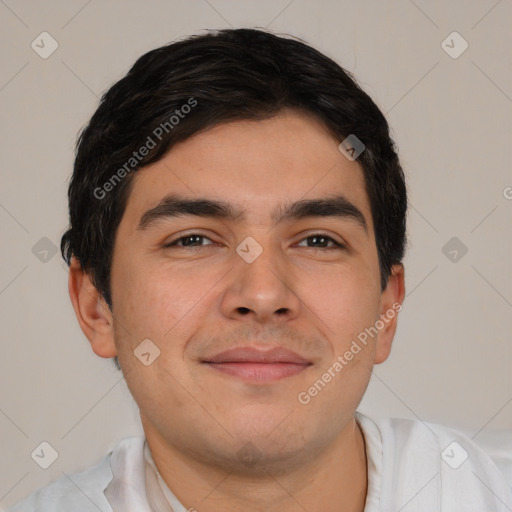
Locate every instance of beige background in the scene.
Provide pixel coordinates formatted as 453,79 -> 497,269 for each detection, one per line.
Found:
1,0 -> 511,507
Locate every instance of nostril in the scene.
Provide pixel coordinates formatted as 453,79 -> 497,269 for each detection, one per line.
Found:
238,307 -> 250,315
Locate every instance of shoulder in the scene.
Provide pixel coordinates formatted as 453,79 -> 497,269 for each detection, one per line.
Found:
5,437 -> 145,512
376,414 -> 509,475
356,412 -> 512,510
358,411 -> 507,467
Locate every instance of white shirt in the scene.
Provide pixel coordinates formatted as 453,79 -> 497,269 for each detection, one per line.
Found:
6,413 -> 512,511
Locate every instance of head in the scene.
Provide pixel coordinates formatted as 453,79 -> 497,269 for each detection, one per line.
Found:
62,28 -> 406,472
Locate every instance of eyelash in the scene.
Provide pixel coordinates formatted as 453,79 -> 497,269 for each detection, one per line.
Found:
164,233 -> 345,250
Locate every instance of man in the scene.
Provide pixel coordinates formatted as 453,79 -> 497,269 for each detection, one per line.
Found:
7,28 -> 511,512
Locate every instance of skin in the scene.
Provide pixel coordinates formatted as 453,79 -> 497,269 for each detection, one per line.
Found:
69,108 -> 405,512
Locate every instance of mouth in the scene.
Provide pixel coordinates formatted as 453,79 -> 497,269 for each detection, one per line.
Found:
201,346 -> 313,383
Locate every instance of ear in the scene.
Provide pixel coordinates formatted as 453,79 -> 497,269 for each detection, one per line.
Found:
68,257 -> 117,358
374,264 -> 405,364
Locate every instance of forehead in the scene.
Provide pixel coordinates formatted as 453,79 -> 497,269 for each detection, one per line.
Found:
121,109 -> 373,232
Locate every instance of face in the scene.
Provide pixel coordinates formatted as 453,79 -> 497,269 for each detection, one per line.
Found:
72,109 -> 404,474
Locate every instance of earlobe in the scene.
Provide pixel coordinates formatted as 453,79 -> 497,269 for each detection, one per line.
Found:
68,257 -> 117,359
374,264 -> 406,365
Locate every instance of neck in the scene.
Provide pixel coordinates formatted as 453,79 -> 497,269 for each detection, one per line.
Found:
143,416 -> 368,512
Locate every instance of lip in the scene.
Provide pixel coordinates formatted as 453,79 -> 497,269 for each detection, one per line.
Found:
204,346 -> 311,364
202,347 -> 312,383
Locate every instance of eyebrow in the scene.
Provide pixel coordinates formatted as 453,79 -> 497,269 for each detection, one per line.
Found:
137,193 -> 368,234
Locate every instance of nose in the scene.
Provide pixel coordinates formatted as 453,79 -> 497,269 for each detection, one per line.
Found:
219,239 -> 301,325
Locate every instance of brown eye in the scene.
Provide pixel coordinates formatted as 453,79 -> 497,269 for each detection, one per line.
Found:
165,234 -> 214,248
297,234 -> 344,249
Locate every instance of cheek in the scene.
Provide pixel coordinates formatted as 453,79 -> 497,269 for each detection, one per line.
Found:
300,262 -> 380,346
114,260 -> 225,349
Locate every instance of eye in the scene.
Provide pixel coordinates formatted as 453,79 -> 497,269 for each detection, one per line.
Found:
163,233 -> 344,251
296,233 -> 344,250
164,234 -> 215,248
